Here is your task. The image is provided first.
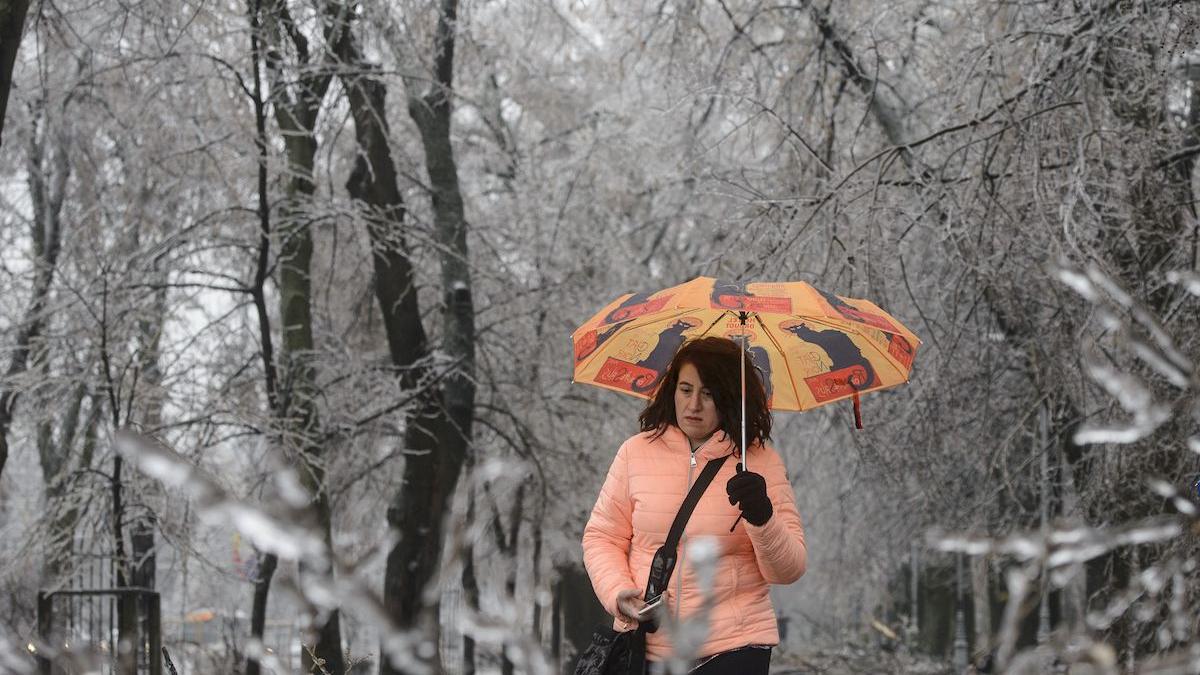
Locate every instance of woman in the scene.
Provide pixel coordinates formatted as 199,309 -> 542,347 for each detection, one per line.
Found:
582,337 -> 808,673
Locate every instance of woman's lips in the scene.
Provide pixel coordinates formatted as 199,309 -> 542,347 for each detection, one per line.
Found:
684,416 -> 703,423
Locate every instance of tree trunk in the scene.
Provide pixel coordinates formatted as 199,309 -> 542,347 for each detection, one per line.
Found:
113,452 -> 136,675
335,35 -> 445,668
245,6 -> 277,671
276,108 -> 344,675
0,0 -> 30,150
387,3 -> 476,673
970,554 -> 991,662
332,3 -> 475,672
17,95 -> 89,661
529,505 -> 545,648
490,482 -> 524,675
460,480 -> 478,675
248,552 -> 279,675
38,385 -> 85,584
246,1 -> 341,670
128,275 -> 166,672
38,383 -> 98,626
0,97 -> 68,483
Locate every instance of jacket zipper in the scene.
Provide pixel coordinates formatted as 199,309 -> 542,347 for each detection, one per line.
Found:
676,446 -> 698,621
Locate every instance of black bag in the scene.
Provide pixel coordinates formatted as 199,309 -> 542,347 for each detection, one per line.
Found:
573,455 -> 729,675
572,625 -> 646,675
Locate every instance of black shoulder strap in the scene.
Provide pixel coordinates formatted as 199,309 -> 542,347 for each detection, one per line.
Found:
664,454 -> 729,552
639,454 -> 731,624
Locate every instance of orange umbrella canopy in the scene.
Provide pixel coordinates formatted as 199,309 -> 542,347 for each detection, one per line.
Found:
571,277 -> 919,413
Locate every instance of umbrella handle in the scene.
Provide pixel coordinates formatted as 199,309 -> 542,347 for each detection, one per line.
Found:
738,310 -> 748,472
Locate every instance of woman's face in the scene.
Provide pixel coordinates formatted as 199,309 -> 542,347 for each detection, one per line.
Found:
674,362 -> 720,444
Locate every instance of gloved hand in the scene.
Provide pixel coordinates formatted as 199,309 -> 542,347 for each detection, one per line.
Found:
726,465 -> 773,526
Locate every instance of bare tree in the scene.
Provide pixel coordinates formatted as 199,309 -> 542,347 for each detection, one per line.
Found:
0,87 -> 68,485
244,0 -> 343,672
345,1 -> 479,672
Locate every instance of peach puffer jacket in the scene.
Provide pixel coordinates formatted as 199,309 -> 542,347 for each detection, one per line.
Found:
582,425 -> 807,661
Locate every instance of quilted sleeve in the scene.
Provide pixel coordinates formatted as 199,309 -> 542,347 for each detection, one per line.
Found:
743,443 -> 808,584
581,440 -> 638,618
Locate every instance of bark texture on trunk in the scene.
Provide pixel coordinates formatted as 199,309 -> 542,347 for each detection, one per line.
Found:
386,3 -> 476,673
245,0 -> 342,671
335,2 -> 476,672
0,0 -> 31,150
0,101 -> 68,482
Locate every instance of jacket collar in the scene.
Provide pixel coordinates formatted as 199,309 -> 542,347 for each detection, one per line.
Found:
659,424 -> 738,462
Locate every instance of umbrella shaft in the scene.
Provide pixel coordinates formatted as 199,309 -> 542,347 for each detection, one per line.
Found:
740,311 -> 748,471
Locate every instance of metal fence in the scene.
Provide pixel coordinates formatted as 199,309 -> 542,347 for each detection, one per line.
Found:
36,587 -> 162,675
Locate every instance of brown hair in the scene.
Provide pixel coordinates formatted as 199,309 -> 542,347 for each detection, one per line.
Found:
638,336 -> 772,452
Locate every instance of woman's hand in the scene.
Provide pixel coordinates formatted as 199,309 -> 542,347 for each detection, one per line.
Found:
727,467 -> 773,526
615,588 -> 642,624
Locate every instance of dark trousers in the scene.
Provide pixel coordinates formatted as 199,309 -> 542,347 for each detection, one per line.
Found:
690,646 -> 772,674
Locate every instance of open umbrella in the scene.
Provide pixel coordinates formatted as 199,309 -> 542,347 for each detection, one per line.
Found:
571,277 -> 920,466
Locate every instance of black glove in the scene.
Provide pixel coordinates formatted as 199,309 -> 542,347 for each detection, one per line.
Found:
726,465 -> 773,526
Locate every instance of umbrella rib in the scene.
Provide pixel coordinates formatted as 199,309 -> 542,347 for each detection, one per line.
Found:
697,309 -> 733,338
754,313 -> 807,412
850,328 -> 910,385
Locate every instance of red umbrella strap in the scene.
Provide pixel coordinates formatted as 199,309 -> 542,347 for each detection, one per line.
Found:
852,389 -> 863,429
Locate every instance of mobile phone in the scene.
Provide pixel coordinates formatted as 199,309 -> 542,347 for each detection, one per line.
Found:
636,594 -> 664,619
